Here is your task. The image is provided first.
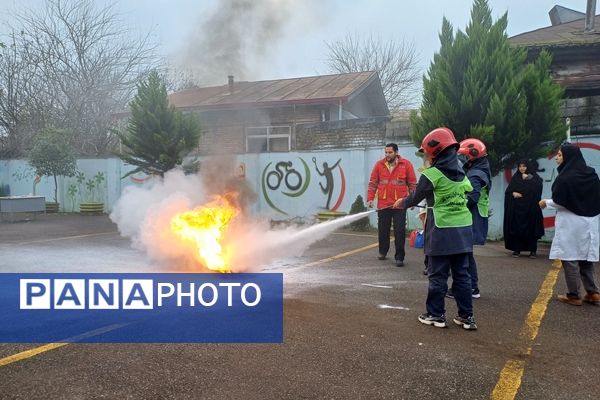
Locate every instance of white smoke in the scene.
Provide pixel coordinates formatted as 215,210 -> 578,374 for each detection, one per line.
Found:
228,211 -> 373,271
109,170 -> 207,269
110,168 -> 372,272
175,0 -> 328,84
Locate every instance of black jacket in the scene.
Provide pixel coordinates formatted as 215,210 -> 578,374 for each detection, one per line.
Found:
401,148 -> 473,256
463,156 -> 491,245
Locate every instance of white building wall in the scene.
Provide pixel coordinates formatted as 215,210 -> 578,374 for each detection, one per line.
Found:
2,135 -> 600,241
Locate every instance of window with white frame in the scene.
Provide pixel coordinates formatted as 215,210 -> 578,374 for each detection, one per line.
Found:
245,125 -> 291,153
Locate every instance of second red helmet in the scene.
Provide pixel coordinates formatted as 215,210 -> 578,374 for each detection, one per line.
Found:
419,127 -> 459,158
458,138 -> 487,161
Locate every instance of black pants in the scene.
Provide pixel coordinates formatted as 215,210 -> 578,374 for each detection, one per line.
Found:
377,208 -> 407,261
427,253 -> 473,317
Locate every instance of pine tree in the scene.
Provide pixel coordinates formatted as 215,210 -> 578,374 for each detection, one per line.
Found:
118,71 -> 201,177
411,0 -> 564,175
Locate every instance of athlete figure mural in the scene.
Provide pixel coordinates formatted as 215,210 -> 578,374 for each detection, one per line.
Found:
313,157 -> 341,210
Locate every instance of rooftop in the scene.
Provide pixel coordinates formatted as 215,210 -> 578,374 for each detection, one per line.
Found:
168,71 -> 382,111
510,14 -> 600,48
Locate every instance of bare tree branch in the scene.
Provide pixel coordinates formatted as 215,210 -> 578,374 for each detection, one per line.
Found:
0,0 -> 160,156
325,33 -> 421,111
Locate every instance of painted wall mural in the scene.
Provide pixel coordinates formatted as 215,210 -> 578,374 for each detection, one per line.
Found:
3,136 -> 599,238
261,156 -> 346,215
129,171 -> 153,184
312,157 -> 345,210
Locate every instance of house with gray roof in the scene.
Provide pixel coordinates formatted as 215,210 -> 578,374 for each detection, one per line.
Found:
509,3 -> 600,135
168,71 -> 393,155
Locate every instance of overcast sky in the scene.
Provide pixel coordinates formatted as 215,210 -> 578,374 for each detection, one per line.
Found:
0,0 -> 592,86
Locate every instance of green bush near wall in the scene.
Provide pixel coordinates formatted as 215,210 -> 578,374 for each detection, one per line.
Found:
0,183 -> 10,196
349,195 -> 370,231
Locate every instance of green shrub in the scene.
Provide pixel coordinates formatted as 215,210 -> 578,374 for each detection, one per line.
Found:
0,183 -> 10,196
349,195 -> 370,231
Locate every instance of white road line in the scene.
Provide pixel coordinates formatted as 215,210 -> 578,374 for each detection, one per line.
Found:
362,283 -> 393,289
377,304 -> 410,310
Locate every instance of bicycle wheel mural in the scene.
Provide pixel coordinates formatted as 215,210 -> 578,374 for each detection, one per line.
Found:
261,156 -> 346,215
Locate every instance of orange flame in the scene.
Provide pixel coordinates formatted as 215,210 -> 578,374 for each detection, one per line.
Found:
170,194 -> 239,272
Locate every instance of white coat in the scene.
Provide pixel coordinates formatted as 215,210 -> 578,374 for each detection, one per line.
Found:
545,199 -> 599,262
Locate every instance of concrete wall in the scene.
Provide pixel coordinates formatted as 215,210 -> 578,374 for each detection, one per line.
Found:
2,134 -> 600,240
0,158 -> 138,213
295,115 -> 413,151
295,117 -> 390,150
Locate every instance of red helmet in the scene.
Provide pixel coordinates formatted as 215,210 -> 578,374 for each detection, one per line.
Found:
458,138 -> 487,161
419,127 -> 459,158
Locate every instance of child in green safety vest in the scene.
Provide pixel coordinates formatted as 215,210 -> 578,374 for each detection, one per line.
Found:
395,127 -> 477,330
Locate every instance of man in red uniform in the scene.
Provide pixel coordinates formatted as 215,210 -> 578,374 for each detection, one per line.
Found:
367,143 -> 417,266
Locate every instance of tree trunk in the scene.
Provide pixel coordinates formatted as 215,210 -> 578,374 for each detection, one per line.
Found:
53,174 -> 58,204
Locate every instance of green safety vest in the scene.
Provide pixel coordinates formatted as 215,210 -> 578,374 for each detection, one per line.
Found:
422,167 -> 473,228
477,185 -> 489,218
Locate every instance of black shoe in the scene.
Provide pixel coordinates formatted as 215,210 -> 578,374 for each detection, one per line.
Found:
529,252 -> 537,259
512,251 -> 520,258
422,268 -> 428,275
378,254 -> 387,260
395,260 -> 404,267
418,313 -> 447,328
446,288 -> 454,299
453,315 -> 477,330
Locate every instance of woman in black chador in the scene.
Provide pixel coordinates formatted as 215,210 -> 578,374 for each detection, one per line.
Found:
503,160 -> 545,258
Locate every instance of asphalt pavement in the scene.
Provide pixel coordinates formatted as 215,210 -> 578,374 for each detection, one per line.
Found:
0,214 -> 599,399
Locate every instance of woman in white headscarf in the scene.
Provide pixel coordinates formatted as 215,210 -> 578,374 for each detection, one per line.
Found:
540,144 -> 600,306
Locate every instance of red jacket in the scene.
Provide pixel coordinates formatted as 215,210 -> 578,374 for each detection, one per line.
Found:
367,156 -> 417,208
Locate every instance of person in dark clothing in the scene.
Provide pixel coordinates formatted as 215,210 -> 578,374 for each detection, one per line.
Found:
395,127 -> 477,330
446,139 -> 490,299
504,160 -> 545,258
445,138 -> 491,299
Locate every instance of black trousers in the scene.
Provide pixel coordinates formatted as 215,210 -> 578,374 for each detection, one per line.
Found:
427,253 -> 473,317
377,208 -> 407,261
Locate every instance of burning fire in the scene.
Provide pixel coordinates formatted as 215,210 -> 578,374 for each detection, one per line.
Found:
170,194 -> 240,272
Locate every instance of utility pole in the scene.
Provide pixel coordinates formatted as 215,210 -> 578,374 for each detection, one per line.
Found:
585,0 -> 597,32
